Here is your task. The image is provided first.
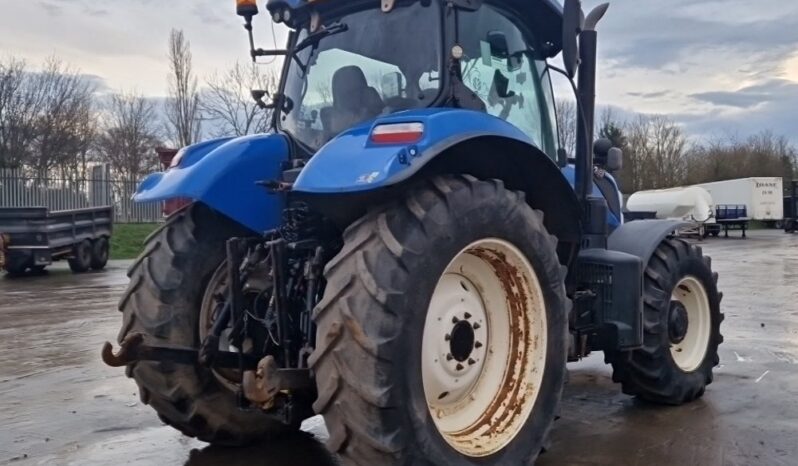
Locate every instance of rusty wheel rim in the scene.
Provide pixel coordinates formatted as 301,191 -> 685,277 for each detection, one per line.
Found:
421,238 -> 548,457
199,263 -> 243,392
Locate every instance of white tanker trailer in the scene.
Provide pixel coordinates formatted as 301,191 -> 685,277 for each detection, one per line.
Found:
627,186 -> 716,236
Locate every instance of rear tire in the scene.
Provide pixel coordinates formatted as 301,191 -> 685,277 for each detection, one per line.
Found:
90,237 -> 110,270
68,240 -> 92,273
117,203 -> 296,445
607,238 -> 723,405
311,175 -> 568,466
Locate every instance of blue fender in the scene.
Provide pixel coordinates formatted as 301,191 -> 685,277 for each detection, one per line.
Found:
134,134 -> 289,233
293,108 -> 542,193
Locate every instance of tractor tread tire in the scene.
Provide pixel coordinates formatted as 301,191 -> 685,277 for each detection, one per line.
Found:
607,238 -> 723,405
311,175 -> 568,466
117,203 -> 293,445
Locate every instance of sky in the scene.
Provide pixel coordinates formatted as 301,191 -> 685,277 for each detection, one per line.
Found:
1,0 -> 798,143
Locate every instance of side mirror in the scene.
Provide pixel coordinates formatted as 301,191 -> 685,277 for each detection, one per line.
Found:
381,72 -> 405,100
562,0 -> 584,78
607,147 -> 623,172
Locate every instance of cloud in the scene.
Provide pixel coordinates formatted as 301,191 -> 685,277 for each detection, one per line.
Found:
627,90 -> 672,99
691,79 -> 798,108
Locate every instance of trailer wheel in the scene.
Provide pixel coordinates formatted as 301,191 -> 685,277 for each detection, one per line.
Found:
117,203 -> 298,445
607,238 -> 723,405
312,175 -> 568,466
90,237 -> 109,270
68,240 -> 93,273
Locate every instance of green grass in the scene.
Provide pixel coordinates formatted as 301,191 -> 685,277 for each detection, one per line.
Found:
111,223 -> 160,260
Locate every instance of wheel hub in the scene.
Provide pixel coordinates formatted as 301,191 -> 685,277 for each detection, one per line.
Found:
668,301 -> 689,344
423,275 -> 488,404
449,319 -> 476,363
669,276 -> 712,372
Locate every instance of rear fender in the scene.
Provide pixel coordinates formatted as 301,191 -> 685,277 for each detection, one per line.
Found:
608,219 -> 689,268
291,108 -> 582,266
134,134 -> 289,233
292,108 -> 541,193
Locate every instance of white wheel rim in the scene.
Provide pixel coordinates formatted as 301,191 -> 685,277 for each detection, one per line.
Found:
421,238 -> 547,458
670,276 -> 711,372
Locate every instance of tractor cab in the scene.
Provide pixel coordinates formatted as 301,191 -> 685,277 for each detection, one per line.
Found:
238,0 -> 563,158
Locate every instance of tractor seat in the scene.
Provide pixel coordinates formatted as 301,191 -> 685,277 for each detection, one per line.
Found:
321,66 -> 385,137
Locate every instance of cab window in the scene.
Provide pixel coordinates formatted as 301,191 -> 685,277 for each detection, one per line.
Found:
457,4 -> 557,158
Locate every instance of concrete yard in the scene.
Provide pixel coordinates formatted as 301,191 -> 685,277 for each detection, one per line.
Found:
1,231 -> 796,465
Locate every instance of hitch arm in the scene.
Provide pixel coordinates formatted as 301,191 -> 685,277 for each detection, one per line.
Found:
101,333 -> 260,370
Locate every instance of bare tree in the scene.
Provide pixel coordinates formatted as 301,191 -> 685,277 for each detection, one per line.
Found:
623,114 -> 687,191
555,98 -> 577,157
0,57 -> 95,176
29,58 -> 96,179
96,92 -> 161,185
200,62 -> 278,137
165,29 -> 201,147
0,58 -> 31,169
686,131 -> 797,186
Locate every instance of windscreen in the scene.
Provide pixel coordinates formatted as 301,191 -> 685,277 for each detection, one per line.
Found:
280,2 -> 442,151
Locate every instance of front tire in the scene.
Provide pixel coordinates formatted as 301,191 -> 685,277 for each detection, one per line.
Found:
117,203 -> 296,444
608,238 -> 723,405
311,176 -> 568,466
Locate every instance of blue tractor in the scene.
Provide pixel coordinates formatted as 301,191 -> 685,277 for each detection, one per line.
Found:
104,0 -> 724,464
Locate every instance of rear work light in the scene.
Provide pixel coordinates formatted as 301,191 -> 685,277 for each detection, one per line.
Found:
371,122 -> 424,144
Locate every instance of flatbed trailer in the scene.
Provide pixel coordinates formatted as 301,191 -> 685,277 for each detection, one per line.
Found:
0,206 -> 113,276
713,205 -> 749,238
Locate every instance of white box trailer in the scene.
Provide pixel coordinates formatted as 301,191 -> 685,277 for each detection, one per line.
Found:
697,177 -> 783,221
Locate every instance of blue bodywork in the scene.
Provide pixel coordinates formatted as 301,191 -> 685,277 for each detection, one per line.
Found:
293,108 -> 540,193
134,107 -> 621,232
134,134 -> 289,233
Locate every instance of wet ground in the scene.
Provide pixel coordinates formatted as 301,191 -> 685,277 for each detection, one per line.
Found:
1,230 -> 796,465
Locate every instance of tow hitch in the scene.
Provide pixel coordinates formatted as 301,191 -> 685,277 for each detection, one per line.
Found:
101,333 -> 261,369
101,333 -> 313,408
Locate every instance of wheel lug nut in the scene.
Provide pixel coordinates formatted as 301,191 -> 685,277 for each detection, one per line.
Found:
468,358 -> 476,366
475,341 -> 483,349
452,316 -> 459,324
464,312 -> 472,320
445,334 -> 451,341
456,363 -> 464,371
473,323 -> 481,330
446,353 -> 454,361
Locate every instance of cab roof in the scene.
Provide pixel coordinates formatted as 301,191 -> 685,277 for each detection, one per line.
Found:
266,0 -> 564,56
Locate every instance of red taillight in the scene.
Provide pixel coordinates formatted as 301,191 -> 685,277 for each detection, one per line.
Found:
371,122 -> 424,144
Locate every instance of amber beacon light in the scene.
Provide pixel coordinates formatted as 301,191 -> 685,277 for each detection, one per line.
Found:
236,0 -> 259,17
